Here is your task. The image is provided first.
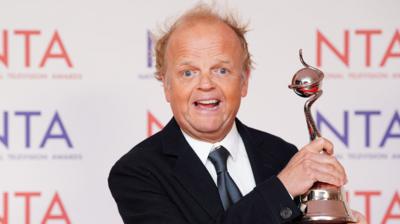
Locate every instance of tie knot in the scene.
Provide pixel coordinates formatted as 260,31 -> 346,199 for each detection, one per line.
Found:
208,146 -> 230,173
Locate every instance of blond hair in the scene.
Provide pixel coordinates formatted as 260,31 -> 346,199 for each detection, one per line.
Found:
154,3 -> 252,81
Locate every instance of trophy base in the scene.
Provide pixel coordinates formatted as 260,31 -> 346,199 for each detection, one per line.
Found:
299,188 -> 357,223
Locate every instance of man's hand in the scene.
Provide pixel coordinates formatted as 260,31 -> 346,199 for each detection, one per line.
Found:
277,138 -> 347,197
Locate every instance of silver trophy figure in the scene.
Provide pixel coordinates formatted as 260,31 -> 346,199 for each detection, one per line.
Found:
289,49 -> 357,223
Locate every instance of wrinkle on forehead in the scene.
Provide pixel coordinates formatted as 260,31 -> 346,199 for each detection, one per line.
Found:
165,20 -> 244,69
174,42 -> 234,62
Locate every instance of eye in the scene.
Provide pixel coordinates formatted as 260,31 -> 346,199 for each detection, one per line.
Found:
213,67 -> 230,76
182,70 -> 197,77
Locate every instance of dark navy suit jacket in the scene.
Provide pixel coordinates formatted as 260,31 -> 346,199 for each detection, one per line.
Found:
109,118 -> 302,223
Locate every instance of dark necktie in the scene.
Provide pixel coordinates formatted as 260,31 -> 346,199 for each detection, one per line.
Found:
208,146 -> 242,210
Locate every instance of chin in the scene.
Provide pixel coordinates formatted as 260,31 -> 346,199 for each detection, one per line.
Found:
192,120 -> 226,134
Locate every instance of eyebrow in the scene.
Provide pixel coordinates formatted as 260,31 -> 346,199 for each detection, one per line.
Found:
178,61 -> 193,66
217,60 -> 231,64
178,59 -> 231,65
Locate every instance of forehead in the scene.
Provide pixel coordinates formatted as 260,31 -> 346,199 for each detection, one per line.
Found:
165,20 -> 243,62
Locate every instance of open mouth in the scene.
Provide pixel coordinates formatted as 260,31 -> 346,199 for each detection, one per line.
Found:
193,99 -> 221,110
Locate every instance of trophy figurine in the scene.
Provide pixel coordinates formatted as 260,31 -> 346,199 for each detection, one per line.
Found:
288,49 -> 357,223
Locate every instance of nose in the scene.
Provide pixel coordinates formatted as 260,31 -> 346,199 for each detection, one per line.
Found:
197,72 -> 215,90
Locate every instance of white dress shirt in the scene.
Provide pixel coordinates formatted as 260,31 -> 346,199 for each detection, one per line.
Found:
181,122 -> 256,196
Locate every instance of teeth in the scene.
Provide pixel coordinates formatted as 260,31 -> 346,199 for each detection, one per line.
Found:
197,99 -> 219,104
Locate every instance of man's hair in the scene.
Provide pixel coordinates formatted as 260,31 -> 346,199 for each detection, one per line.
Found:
154,3 -> 252,81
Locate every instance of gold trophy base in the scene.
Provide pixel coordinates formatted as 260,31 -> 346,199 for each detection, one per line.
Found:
300,187 -> 357,223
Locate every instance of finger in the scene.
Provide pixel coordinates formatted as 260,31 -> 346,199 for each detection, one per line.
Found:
302,138 -> 334,155
309,160 -> 346,185
308,165 -> 344,187
306,153 -> 347,183
321,137 -> 334,155
334,156 -> 348,183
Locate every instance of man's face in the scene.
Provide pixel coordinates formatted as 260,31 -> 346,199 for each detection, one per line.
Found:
163,20 -> 249,142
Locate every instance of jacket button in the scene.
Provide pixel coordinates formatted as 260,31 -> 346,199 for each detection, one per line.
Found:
280,207 -> 293,219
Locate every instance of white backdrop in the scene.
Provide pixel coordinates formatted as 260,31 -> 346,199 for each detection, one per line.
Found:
0,0 -> 399,223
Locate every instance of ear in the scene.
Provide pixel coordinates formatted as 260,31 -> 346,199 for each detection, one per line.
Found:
241,69 -> 250,97
161,74 -> 171,102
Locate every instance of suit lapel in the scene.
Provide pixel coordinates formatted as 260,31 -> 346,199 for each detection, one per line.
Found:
161,119 -> 223,218
160,118 -> 284,219
236,119 -> 283,185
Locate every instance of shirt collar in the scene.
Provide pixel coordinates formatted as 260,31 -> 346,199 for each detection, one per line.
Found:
181,122 -> 241,165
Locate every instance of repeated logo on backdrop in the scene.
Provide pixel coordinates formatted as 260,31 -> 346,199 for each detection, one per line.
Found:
315,28 -> 399,162
0,28 -> 78,224
314,29 -> 399,223
0,29 -> 82,80
0,28 -> 83,162
347,190 -> 400,224
316,29 -> 400,80
316,109 -> 400,160
137,30 -> 156,80
0,110 -> 82,162
0,191 -> 71,224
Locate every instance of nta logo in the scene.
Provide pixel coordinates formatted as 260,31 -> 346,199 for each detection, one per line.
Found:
0,111 -> 73,149
317,29 -> 400,68
0,30 -> 73,68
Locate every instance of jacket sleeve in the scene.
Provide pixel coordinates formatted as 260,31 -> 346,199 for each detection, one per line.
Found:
220,176 -> 302,223
108,160 -> 189,224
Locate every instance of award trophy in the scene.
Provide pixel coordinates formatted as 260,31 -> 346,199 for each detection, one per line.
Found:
289,49 -> 357,223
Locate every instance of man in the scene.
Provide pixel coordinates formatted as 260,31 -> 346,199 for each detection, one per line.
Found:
109,4 -> 365,224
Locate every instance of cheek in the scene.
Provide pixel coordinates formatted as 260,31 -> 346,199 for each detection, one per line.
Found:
221,81 -> 245,104
168,80 -> 193,104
